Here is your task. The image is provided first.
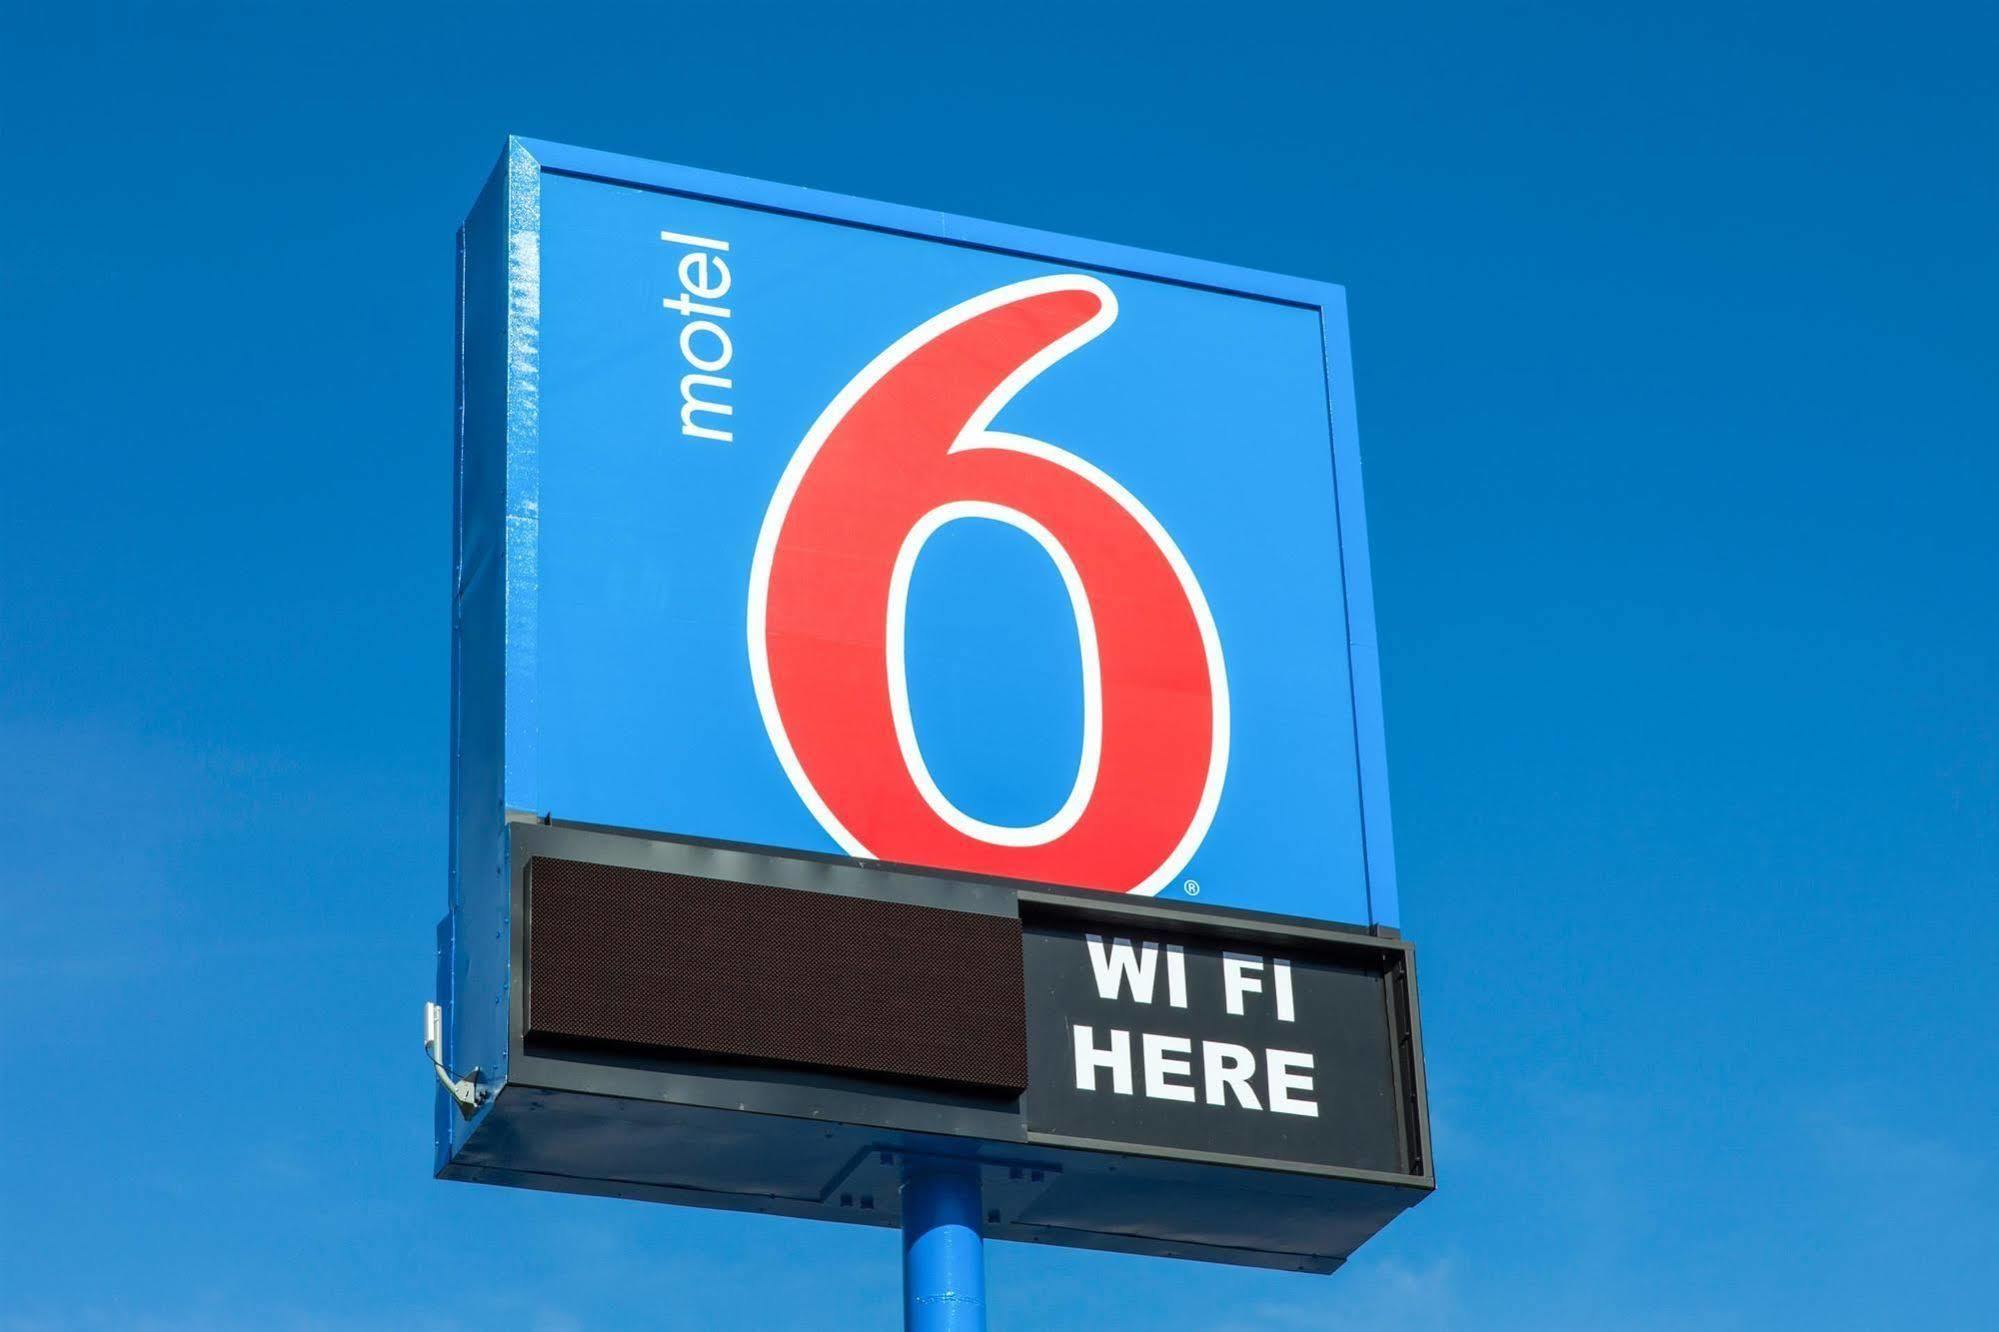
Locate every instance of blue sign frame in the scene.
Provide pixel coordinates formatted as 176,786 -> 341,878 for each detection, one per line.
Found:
447,138 -> 1402,1160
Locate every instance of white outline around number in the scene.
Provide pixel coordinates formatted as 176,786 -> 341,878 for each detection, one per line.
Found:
887,500 -> 1103,847
746,274 -> 1230,896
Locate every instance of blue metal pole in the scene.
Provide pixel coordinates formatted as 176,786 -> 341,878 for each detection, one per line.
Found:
901,1159 -> 986,1332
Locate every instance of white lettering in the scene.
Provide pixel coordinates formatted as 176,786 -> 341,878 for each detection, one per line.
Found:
1222,952 -> 1264,1016
1071,943 -> 1321,1118
1165,944 -> 1188,1009
661,293 -> 730,319
1073,1025 -> 1133,1095
1141,1033 -> 1196,1102
662,231 -> 735,442
1086,935 -> 1160,1004
679,374 -> 734,441
677,251 -> 732,300
659,228 -> 730,252
1202,1041 -> 1262,1110
1267,1049 -> 1318,1117
680,320 -> 733,373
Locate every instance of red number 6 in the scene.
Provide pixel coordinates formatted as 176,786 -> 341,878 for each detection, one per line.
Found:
748,275 -> 1228,895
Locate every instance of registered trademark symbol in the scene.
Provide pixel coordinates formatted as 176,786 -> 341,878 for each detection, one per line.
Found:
1183,880 -> 1200,896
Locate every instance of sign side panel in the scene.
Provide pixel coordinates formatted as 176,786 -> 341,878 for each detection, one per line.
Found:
1320,291 -> 1399,928
444,153 -> 517,1164
498,141 -> 544,815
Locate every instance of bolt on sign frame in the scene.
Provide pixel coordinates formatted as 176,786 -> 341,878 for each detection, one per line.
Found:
440,137 -> 1429,1278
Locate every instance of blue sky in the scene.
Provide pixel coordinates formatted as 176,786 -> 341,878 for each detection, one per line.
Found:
2,3 -> 1993,1328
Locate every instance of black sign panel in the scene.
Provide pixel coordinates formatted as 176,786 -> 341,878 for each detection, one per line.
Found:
448,822 -> 1430,1275
1020,910 -> 1409,1175
525,855 -> 1029,1094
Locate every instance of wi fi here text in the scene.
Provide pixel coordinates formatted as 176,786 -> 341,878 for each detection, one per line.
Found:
1072,935 -> 1319,1117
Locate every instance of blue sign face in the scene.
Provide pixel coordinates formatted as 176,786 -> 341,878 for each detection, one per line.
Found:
456,139 -> 1396,928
